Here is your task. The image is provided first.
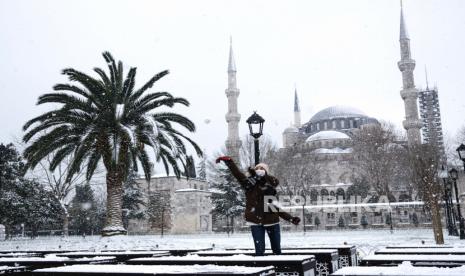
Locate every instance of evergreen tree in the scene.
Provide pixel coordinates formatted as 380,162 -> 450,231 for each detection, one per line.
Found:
69,184 -> 99,235
412,212 -> 419,227
0,143 -> 61,238
360,215 -> 368,229
197,156 -> 207,181
314,216 -> 321,229
15,179 -> 62,237
385,213 -> 392,225
122,170 -> 145,229
210,166 -> 245,222
338,215 -> 345,228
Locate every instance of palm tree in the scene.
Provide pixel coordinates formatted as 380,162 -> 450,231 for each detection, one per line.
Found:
23,51 -> 202,236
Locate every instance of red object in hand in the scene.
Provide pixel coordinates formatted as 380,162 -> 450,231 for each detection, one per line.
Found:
291,217 -> 301,225
215,156 -> 232,163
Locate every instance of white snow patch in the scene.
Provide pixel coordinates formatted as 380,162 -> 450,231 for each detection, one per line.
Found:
333,261 -> 465,275
34,264 -> 275,274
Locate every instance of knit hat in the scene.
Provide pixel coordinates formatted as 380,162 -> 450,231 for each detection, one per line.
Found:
254,163 -> 269,174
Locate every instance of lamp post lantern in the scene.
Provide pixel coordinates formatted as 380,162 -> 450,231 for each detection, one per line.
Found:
449,168 -> 465,239
246,112 -> 265,165
439,166 -> 458,236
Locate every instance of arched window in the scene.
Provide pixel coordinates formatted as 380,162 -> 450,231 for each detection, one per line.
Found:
341,120 -> 345,128
332,120 -> 337,129
317,123 -> 320,131
349,120 -> 354,128
320,189 -> 329,196
336,188 -> 345,200
324,121 -> 328,130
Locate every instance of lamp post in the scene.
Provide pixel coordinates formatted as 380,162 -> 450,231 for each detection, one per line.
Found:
457,144 -> 465,171
439,167 -> 458,236
246,112 -> 265,165
449,168 -> 465,239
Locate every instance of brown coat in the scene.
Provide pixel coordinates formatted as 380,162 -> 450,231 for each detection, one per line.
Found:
224,159 -> 293,225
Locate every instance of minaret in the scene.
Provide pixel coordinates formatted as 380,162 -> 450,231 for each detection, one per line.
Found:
293,87 -> 301,128
398,3 -> 422,146
225,38 -> 242,161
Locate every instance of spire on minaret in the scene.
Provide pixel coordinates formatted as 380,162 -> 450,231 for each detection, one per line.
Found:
294,86 -> 300,112
293,85 -> 301,128
228,37 -> 236,72
225,38 -> 241,162
400,1 -> 409,40
397,2 -> 422,146
425,65 -> 429,90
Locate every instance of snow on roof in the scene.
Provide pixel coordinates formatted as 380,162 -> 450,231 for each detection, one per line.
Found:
313,147 -> 353,154
333,262 -> 465,276
306,131 -> 350,142
34,264 -> 276,274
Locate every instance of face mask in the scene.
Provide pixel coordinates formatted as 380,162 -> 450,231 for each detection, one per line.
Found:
255,169 -> 266,177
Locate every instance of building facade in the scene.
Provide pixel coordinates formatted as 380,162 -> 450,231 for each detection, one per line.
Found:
127,176 -> 212,235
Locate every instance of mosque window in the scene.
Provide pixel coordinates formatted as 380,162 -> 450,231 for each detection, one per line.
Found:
332,120 -> 337,129
341,120 -> 345,128
317,123 -> 320,130
349,120 -> 354,128
323,121 -> 328,130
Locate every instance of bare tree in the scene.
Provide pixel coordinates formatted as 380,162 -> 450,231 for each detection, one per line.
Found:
351,122 -> 410,200
269,147 -> 321,198
239,134 -> 278,168
409,143 -> 444,244
30,155 -> 104,236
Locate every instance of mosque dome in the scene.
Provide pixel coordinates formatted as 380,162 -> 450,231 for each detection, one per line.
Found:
283,126 -> 299,133
302,105 -> 378,135
309,106 -> 367,123
306,130 -> 350,143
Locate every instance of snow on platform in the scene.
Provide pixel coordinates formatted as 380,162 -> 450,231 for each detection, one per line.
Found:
362,254 -> 465,262
131,254 -> 315,261
333,261 -> 465,275
33,264 -> 276,274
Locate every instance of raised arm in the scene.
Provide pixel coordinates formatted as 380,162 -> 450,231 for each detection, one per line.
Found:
216,156 -> 248,189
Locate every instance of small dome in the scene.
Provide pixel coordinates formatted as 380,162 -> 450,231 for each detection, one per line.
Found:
309,105 -> 367,123
283,126 -> 299,133
306,130 -> 350,142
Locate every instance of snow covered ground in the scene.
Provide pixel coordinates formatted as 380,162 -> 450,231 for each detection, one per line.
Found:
1,229 -> 465,259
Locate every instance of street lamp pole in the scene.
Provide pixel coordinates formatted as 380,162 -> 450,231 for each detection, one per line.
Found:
439,166 -> 458,236
449,168 -> 465,239
246,112 -> 265,166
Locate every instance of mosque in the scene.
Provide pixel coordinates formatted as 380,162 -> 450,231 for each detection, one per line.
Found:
222,5 -> 441,230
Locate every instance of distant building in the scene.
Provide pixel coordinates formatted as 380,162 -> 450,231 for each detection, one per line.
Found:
128,176 -> 212,234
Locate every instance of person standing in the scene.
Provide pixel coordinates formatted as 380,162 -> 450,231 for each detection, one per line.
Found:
216,156 -> 300,256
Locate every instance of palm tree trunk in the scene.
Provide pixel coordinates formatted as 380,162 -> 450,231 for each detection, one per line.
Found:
102,170 -> 126,236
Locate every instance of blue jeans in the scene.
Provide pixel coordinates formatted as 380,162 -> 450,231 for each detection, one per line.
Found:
250,224 -> 281,256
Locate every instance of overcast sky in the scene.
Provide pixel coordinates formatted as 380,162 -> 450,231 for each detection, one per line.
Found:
1,0 -> 465,164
